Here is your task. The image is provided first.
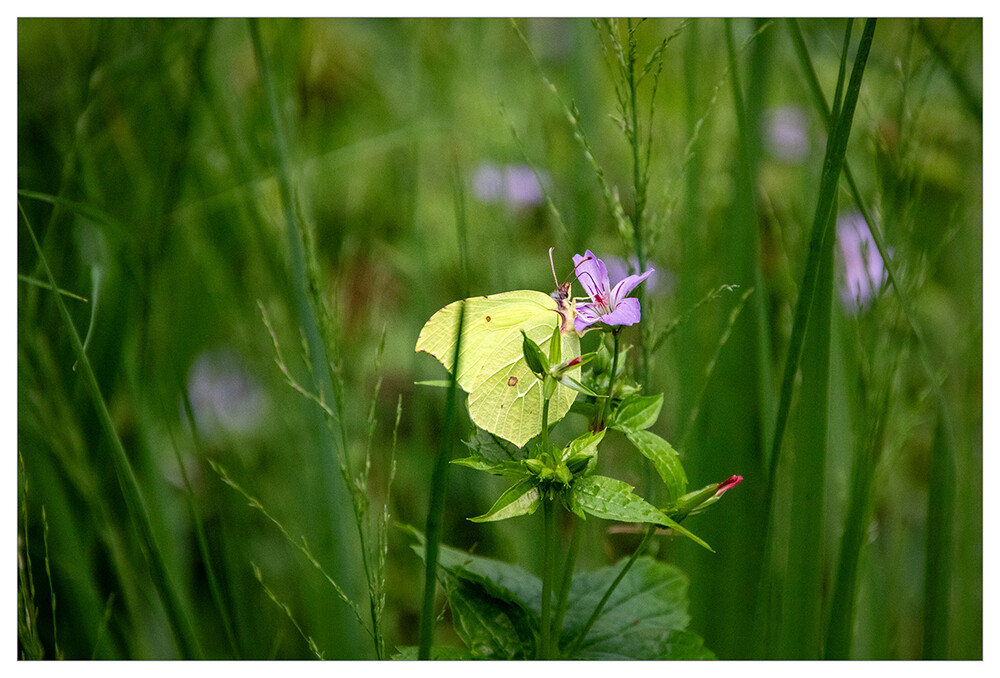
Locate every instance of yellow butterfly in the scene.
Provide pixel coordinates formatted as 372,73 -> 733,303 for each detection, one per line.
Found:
416,284 -> 581,448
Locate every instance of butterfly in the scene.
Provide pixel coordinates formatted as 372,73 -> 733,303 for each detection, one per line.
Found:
415,254 -> 582,447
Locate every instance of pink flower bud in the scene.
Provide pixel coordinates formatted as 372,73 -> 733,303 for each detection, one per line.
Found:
715,475 -> 743,496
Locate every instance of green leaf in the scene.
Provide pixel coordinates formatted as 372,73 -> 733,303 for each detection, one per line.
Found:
450,456 -> 526,478
610,393 -> 663,432
391,645 -> 475,660
560,556 -> 713,659
622,429 -> 688,500
570,475 -> 667,524
464,428 -> 527,463
404,525 -> 542,615
561,429 -> 605,462
442,569 -> 537,659
570,476 -> 712,551
578,628 -> 714,660
469,478 -> 542,523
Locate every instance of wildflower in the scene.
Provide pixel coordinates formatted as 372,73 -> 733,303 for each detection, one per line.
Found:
604,254 -> 672,297
836,211 -> 888,312
572,249 -> 654,333
473,163 -> 548,208
186,348 -> 270,439
765,105 -> 811,163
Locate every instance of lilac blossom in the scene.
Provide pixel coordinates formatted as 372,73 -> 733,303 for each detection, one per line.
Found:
186,348 -> 270,439
473,163 -> 548,208
765,106 -> 811,163
836,211 -> 888,312
604,254 -> 673,297
572,249 -> 654,333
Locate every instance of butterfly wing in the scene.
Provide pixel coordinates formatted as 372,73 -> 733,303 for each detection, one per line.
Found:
416,290 -> 581,447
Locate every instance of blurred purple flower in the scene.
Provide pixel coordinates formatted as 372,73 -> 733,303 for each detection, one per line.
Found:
473,163 -> 548,208
186,348 -> 270,439
604,255 -> 672,297
836,211 -> 888,312
765,106 -> 811,163
572,249 -> 654,333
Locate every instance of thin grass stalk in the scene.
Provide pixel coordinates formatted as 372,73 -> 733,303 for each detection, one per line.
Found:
776,205 -> 836,659
723,18 -> 776,460
923,409 -> 955,658
249,19 -> 368,656
788,19 -> 961,655
177,389 -> 241,658
824,377 -> 891,658
418,301 -> 466,659
755,18 -> 876,656
41,508 -> 62,660
20,203 -> 202,659
915,19 -> 982,127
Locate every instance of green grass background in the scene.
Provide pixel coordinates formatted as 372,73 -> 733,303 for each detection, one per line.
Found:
17,17 -> 982,660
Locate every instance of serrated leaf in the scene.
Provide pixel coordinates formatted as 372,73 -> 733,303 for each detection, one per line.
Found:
561,556 -> 712,659
570,475 -> 669,525
404,525 -> 542,614
442,569 -> 537,659
570,476 -> 712,551
577,628 -> 715,660
610,393 -> 663,432
622,429 -> 688,500
469,478 -> 541,523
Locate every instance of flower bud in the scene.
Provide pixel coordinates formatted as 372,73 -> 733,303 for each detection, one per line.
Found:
715,475 -> 743,496
521,330 -> 549,378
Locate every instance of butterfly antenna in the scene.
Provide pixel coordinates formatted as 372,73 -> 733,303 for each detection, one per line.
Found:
548,247 -> 561,287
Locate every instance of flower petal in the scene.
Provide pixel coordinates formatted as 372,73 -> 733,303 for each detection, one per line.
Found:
598,297 -> 641,326
574,302 -> 602,332
573,250 -> 610,302
609,268 -> 654,308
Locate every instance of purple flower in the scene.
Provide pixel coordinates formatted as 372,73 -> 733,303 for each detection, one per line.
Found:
473,163 -> 548,208
836,211 -> 888,312
186,348 -> 270,439
572,249 -> 654,333
765,105 -> 811,163
604,255 -> 673,297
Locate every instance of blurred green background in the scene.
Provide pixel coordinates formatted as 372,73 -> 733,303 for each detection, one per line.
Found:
17,17 -> 981,660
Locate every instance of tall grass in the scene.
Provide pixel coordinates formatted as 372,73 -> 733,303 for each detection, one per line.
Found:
17,17 -> 981,660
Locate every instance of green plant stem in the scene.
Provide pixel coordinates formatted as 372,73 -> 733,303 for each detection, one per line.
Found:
20,202 -> 202,659
539,497 -> 558,659
567,524 -> 656,657
551,515 -> 583,653
418,302 -> 466,659
598,329 -> 622,430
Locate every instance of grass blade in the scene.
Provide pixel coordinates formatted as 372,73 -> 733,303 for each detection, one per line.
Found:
776,204 -> 836,658
248,18 -> 368,656
418,301 -> 467,658
19,202 -> 202,659
755,18 -> 877,656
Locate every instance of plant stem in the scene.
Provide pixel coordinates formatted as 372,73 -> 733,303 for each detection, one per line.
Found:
567,524 -> 656,657
539,497 -> 558,659
418,302 -> 467,659
598,329 -> 622,430
552,515 -> 583,654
